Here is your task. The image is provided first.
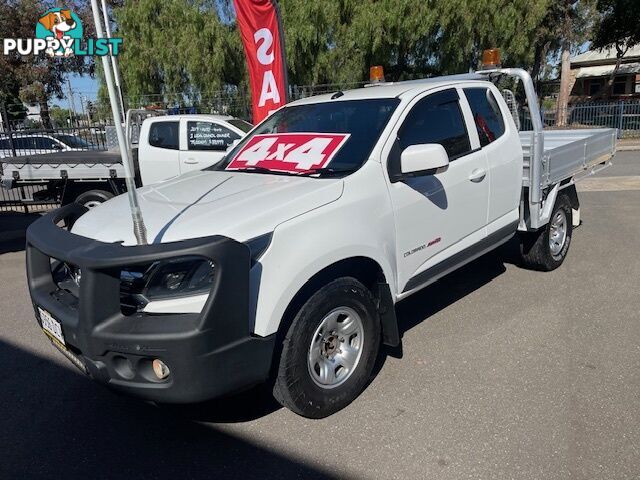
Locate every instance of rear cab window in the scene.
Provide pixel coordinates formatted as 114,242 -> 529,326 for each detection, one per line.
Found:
149,121 -> 179,150
227,119 -> 253,133
463,87 -> 506,147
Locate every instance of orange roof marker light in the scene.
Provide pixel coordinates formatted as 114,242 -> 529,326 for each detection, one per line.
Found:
369,65 -> 386,83
481,48 -> 501,69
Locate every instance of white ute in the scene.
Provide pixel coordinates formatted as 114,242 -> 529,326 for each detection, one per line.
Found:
1,113 -> 251,208
27,67 -> 616,418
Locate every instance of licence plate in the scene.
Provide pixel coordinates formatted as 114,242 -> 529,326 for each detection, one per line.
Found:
39,307 -> 65,345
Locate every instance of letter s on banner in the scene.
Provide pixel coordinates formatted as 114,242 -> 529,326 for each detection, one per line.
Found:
233,0 -> 288,124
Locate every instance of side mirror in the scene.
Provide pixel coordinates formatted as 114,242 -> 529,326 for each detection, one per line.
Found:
400,144 -> 449,176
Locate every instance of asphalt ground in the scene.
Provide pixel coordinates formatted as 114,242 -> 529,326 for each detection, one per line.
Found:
0,152 -> 638,480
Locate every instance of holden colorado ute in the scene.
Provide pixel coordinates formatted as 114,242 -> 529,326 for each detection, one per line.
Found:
26,66 -> 616,418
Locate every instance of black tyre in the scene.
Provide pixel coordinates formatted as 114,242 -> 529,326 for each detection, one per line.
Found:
75,189 -> 114,209
519,193 -> 573,271
273,277 -> 381,418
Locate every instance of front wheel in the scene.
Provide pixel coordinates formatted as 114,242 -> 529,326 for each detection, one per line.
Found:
519,193 -> 573,271
273,277 -> 381,418
74,189 -> 114,209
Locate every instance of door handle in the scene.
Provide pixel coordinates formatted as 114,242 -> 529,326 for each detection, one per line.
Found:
468,168 -> 486,182
184,158 -> 199,165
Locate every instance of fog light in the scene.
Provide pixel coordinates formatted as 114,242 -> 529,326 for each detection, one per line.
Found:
152,359 -> 170,380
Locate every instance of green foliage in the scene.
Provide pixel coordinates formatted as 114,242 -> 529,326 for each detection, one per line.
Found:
49,105 -> 73,127
114,0 -> 243,106
592,0 -> 640,56
0,0 -> 95,127
105,0 -> 608,107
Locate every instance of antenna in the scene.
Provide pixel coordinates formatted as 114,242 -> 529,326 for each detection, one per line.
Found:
90,0 -> 148,245
100,0 -> 126,122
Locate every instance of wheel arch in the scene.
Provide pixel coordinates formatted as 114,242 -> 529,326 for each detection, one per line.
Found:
269,256 -> 400,376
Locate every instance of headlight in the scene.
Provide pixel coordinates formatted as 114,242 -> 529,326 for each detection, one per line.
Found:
120,256 -> 215,313
144,257 -> 215,299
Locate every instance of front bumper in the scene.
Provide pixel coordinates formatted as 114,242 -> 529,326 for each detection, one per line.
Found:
26,204 -> 275,403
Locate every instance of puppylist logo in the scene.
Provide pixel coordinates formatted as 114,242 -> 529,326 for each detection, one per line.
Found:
2,7 -> 122,58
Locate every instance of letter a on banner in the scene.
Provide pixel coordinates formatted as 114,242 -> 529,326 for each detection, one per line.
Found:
233,0 -> 289,124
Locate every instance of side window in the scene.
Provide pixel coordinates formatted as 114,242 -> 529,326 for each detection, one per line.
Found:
149,121 -> 179,150
14,137 -> 32,150
464,88 -> 505,147
34,137 -> 60,149
397,89 -> 471,159
187,121 -> 240,151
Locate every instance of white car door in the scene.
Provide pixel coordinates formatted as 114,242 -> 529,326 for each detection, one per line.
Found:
139,119 -> 181,185
384,87 -> 490,294
462,85 -> 522,227
179,120 -> 242,174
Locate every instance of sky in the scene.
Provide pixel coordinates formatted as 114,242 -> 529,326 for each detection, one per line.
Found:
51,73 -> 99,110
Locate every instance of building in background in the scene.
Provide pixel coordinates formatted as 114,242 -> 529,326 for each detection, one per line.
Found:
570,45 -> 640,99
25,104 -> 42,125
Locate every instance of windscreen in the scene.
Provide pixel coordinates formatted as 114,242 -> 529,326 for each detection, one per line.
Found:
214,98 -> 400,175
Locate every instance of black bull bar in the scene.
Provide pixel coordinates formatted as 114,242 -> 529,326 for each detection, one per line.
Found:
25,203 -> 275,403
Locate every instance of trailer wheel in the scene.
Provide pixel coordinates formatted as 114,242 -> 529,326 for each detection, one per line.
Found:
75,189 -> 114,209
273,277 -> 381,418
519,193 -> 573,271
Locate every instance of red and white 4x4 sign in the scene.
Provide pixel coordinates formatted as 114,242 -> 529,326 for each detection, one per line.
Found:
226,133 -> 350,173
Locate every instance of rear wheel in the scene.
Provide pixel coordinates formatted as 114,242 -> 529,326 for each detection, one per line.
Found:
75,189 -> 114,209
519,193 -> 573,271
273,277 -> 381,418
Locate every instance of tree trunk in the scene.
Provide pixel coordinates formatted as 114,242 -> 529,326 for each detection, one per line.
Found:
532,41 -> 549,92
39,100 -> 52,129
596,43 -> 628,100
556,46 -> 572,127
602,56 -> 623,99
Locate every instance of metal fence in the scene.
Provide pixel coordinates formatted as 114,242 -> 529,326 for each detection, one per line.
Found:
0,184 -> 58,213
521,100 -> 640,137
122,82 -> 369,120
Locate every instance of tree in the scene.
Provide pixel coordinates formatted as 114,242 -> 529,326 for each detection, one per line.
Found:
105,0 -> 596,117
543,0 -> 597,126
49,105 -> 74,127
113,0 -> 243,107
0,0 -> 95,128
591,0 -> 640,97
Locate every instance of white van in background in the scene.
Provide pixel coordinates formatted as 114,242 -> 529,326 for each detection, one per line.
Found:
138,114 -> 252,185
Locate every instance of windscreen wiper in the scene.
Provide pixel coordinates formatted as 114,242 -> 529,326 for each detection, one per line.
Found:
230,166 -> 301,176
231,166 -> 275,174
296,167 -> 358,177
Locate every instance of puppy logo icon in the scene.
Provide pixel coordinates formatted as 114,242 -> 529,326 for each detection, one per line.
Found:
36,8 -> 83,57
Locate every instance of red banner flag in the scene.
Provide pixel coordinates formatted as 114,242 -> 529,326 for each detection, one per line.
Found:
233,0 -> 288,124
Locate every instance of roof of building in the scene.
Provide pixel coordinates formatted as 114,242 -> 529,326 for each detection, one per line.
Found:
575,62 -> 640,78
571,45 -> 640,67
